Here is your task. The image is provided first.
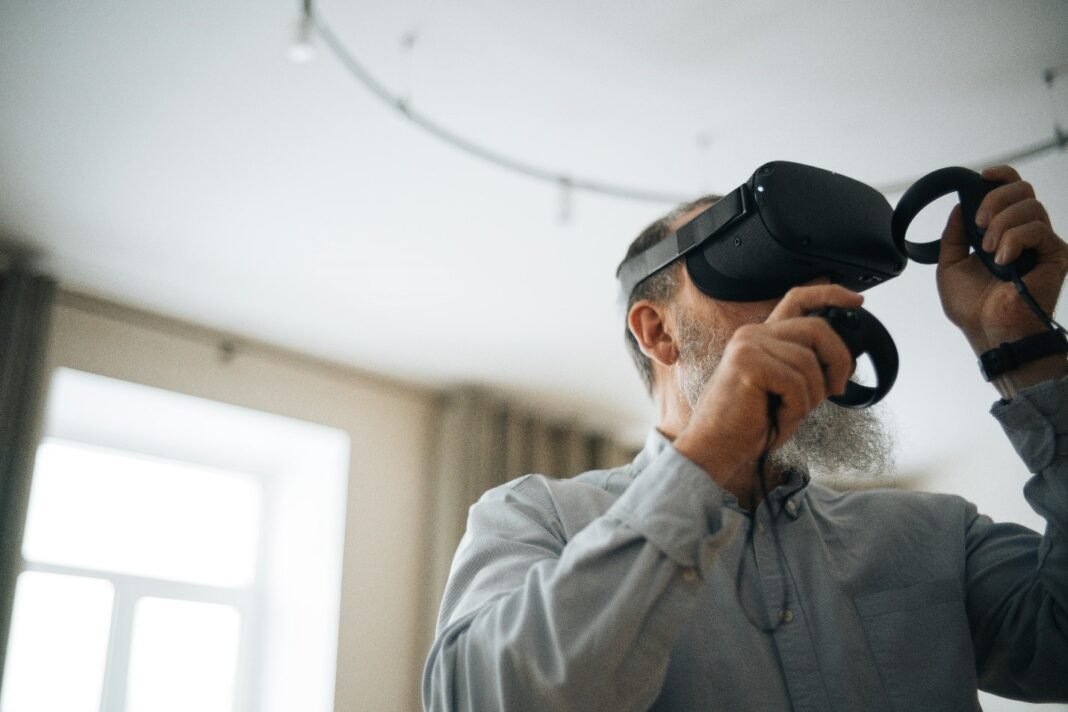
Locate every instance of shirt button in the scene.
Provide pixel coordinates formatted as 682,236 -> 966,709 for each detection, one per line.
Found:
780,609 -> 794,623
785,500 -> 798,515
681,567 -> 698,583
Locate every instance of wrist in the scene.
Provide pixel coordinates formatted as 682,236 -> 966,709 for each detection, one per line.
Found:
965,323 -> 1049,355
989,353 -> 1068,400
672,432 -> 754,493
968,328 -> 1068,399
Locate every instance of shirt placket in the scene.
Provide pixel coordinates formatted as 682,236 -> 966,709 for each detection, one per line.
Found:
752,496 -> 832,712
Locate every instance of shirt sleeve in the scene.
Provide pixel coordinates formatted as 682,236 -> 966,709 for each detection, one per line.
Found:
421,445 -> 736,711
967,375 -> 1068,701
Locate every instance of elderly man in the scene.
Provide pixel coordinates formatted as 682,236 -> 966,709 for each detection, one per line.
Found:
423,165 -> 1068,710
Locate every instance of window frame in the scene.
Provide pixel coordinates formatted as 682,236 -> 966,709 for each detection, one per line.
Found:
13,433 -> 271,712
18,560 -> 260,712
30,292 -> 431,712
6,359 -> 352,712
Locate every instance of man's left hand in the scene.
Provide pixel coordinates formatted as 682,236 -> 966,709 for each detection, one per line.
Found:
936,165 -> 1068,397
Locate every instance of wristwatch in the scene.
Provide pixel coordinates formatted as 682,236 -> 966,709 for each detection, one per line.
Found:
978,330 -> 1068,381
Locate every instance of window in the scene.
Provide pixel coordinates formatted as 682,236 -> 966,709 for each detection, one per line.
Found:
2,368 -> 350,712
2,571 -> 113,712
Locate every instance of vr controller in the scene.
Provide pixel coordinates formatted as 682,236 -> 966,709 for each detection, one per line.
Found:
617,161 -> 1039,407
892,166 -> 1038,280
812,306 -> 898,408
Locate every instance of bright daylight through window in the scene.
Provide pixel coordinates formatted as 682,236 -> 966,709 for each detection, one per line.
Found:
3,441 -> 261,712
1,368 -> 351,712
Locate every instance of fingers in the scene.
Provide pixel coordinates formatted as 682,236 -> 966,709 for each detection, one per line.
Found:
940,166 -> 1059,269
976,177 -> 1039,231
759,356 -> 817,446
731,327 -> 826,415
936,165 -> 1068,353
674,284 -> 864,488
974,170 -> 1059,270
726,334 -> 817,433
980,164 -> 1022,185
767,319 -> 854,396
982,198 -> 1053,259
992,219 -> 1057,266
760,283 -> 860,399
727,315 -> 854,415
767,283 -> 863,321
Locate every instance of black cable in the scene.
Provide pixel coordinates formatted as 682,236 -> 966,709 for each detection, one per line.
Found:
1012,272 -> 1068,335
312,9 -> 691,205
734,395 -> 791,633
307,6 -> 1067,205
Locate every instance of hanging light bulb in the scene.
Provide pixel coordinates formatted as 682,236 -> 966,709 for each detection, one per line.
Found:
288,0 -> 316,63
558,177 -> 574,224
1043,65 -> 1068,148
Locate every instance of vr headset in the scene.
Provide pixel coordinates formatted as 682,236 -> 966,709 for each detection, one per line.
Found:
618,162 -> 906,303
617,161 -> 1038,407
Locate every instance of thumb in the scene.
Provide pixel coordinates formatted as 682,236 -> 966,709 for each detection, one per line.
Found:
938,204 -> 971,270
937,204 -> 972,268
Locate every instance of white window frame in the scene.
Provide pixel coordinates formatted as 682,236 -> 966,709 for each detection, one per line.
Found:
19,433 -> 269,712
35,292 -> 434,712
12,363 -> 351,712
18,556 -> 259,712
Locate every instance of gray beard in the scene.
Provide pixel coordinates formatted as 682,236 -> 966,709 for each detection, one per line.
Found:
677,320 -> 895,482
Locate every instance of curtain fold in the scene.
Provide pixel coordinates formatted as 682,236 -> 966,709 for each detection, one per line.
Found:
0,263 -> 56,689
416,385 -> 639,677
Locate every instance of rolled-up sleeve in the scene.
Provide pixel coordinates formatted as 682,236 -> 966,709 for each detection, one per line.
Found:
422,445 -> 736,712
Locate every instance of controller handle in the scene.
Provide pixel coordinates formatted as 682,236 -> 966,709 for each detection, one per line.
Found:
891,166 -> 1037,281
811,306 -> 898,408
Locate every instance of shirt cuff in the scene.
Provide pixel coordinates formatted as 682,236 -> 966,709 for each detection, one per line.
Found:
991,374 -> 1068,472
607,445 -> 730,572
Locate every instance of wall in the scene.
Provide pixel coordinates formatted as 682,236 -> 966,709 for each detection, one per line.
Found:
42,291 -> 436,712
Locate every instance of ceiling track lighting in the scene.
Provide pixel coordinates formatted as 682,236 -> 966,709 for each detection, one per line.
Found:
1045,64 -> 1068,148
298,4 -> 1068,204
287,0 -> 316,64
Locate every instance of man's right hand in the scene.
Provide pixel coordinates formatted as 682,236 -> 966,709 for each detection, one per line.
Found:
672,284 -> 862,502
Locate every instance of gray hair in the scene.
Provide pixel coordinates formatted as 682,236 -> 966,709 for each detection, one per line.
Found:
618,195 -> 720,395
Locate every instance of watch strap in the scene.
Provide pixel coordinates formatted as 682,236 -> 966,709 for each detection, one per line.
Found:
978,330 -> 1068,381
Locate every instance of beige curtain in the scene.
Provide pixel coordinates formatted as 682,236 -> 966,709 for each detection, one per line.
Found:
415,386 -> 638,674
0,260 -> 56,689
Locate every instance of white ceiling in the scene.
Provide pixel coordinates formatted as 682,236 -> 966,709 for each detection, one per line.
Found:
2,0 -> 1067,480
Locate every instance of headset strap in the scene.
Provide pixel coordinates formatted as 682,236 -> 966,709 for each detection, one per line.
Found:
616,186 -> 749,303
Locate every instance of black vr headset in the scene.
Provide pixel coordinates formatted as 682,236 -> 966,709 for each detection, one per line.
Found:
617,161 -> 1041,408
618,162 -> 905,303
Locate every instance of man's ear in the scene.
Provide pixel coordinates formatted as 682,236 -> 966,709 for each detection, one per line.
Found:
628,301 -> 679,368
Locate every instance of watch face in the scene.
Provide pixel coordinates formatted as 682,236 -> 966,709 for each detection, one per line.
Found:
979,349 -> 1006,382
979,359 -> 995,382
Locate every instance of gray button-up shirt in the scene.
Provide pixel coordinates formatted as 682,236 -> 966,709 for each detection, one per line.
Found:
423,378 -> 1068,711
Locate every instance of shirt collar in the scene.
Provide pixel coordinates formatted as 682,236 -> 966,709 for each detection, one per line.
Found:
766,468 -> 810,519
